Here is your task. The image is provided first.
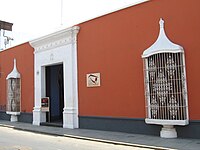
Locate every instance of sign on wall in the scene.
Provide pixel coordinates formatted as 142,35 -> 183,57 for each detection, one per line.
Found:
86,73 -> 100,87
41,97 -> 49,112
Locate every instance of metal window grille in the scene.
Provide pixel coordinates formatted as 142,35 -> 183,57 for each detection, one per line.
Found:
7,78 -> 21,112
143,52 -> 188,120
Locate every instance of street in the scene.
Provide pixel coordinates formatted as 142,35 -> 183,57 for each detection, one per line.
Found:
0,126 -> 151,150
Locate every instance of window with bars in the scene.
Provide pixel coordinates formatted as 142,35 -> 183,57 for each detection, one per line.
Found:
7,78 -> 21,112
142,18 -> 188,138
143,52 -> 188,121
6,59 -> 21,113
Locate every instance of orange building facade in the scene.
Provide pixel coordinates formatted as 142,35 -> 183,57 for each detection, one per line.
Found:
0,0 -> 199,138
0,43 -> 34,122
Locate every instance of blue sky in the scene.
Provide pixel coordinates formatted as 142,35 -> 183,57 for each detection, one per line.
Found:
0,0 -> 144,48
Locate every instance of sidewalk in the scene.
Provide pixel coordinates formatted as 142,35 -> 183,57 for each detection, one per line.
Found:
0,120 -> 199,150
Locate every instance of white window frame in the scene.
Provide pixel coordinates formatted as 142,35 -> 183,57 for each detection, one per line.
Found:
142,19 -> 189,138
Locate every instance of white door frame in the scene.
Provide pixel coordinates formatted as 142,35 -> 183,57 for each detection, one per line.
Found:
30,26 -> 80,128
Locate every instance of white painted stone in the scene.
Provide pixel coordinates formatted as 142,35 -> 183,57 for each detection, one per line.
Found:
160,125 -> 177,138
10,115 -> 18,122
32,107 -> 46,125
30,26 -> 80,128
6,112 -> 20,122
63,107 -> 77,128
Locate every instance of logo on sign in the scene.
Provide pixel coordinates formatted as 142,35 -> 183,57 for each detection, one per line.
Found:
86,73 -> 100,87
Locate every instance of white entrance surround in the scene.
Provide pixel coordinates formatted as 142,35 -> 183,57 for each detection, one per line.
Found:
29,26 -> 80,128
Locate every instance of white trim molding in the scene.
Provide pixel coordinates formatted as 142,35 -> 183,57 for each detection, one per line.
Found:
30,26 -> 80,129
145,119 -> 189,126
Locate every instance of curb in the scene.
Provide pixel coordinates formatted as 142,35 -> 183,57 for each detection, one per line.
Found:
62,134 -> 172,150
0,123 -> 173,150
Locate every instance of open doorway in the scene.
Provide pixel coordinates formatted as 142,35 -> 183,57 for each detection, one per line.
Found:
45,64 -> 64,126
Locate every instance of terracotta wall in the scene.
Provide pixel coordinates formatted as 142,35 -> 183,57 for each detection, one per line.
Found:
77,0 -> 200,120
0,42 -> 34,113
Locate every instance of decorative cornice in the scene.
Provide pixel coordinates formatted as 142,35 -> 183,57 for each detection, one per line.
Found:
29,26 -> 80,53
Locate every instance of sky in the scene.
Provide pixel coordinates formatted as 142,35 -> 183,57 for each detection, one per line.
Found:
0,0 -> 143,48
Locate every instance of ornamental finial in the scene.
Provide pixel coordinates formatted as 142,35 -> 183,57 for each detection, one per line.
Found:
6,58 -> 21,79
14,58 -> 16,69
159,18 -> 164,28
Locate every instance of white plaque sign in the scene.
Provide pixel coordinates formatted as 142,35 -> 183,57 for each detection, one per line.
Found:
86,73 -> 100,87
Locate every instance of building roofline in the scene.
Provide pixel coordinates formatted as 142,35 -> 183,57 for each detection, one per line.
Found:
30,1 -> 149,46
0,41 -> 30,53
2,0 -> 150,51
76,0 -> 149,25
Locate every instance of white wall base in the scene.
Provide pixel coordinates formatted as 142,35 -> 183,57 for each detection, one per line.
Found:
6,112 -> 20,122
33,107 -> 40,125
33,107 -> 46,126
160,125 -> 177,138
63,107 -> 77,129
10,115 -> 18,122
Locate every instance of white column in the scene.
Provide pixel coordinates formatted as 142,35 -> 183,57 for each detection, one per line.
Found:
63,48 -> 77,128
72,31 -> 79,128
33,64 -> 46,126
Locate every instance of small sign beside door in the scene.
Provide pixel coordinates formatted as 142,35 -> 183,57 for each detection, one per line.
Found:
41,97 -> 49,112
86,73 -> 101,87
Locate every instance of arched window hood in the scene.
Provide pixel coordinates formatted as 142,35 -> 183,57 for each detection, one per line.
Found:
142,18 -> 183,58
6,59 -> 21,79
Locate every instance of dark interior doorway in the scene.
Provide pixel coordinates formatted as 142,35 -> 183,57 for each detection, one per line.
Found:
46,64 -> 64,124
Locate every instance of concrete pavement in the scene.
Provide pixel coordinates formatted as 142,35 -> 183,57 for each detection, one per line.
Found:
0,120 -> 199,150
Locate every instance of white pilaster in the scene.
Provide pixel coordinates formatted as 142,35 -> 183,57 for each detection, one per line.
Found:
33,107 -> 46,125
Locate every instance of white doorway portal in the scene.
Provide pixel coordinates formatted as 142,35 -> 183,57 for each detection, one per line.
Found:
30,26 -> 80,128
